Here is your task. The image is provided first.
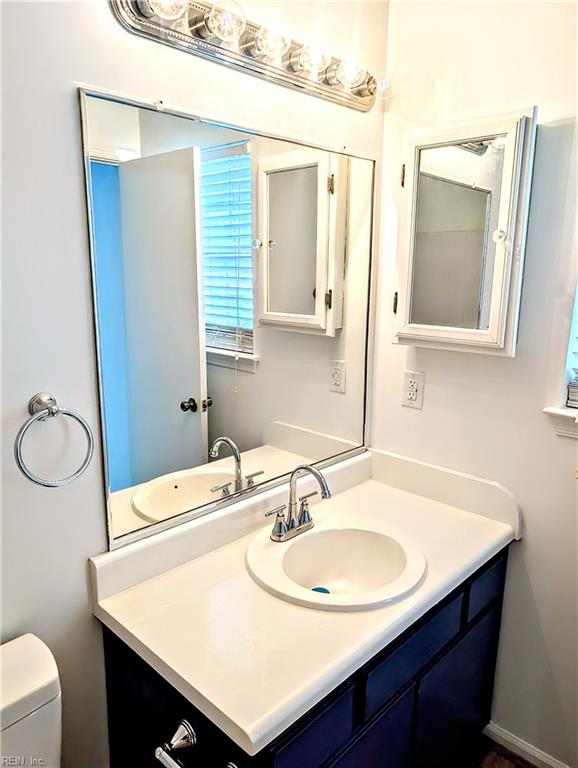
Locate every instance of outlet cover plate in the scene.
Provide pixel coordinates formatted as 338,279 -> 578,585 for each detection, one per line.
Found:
403,370 -> 425,409
330,359 -> 346,394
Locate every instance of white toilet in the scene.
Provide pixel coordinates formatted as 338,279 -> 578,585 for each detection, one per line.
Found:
0,633 -> 62,768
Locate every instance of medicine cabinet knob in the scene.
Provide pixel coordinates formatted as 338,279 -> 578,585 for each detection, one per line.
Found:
180,397 -> 198,413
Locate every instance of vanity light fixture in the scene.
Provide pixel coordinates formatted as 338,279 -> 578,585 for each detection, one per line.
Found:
110,1 -> 377,111
246,26 -> 292,63
136,0 -> 188,21
329,60 -> 367,90
289,44 -> 332,77
191,0 -> 246,44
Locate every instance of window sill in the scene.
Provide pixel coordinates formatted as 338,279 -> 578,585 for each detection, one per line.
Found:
543,406 -> 578,439
206,347 -> 260,373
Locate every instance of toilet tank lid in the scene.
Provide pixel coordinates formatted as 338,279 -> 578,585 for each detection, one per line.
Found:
0,634 -> 60,730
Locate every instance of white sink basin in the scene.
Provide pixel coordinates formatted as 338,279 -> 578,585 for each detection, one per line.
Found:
132,469 -> 236,523
246,525 -> 427,611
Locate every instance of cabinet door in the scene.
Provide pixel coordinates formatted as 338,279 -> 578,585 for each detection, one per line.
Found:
257,150 -> 347,335
270,685 -> 354,768
415,605 -> 501,768
328,687 -> 413,768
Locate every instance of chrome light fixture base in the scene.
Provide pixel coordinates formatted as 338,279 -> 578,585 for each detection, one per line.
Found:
109,0 -> 376,112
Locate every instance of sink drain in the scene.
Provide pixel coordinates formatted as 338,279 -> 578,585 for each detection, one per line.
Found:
311,586 -> 330,594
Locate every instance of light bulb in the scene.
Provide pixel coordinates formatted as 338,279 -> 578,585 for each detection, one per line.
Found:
136,0 -> 188,21
253,26 -> 291,61
374,71 -> 396,101
292,44 -> 331,75
206,0 -> 246,42
335,60 -> 366,89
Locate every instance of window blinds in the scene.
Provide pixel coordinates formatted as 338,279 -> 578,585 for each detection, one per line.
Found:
200,144 -> 254,354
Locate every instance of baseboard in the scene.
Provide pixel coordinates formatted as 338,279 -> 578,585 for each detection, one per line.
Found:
484,721 -> 573,768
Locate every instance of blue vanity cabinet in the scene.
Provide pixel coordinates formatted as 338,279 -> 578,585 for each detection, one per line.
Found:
364,594 -> 462,719
414,604 -> 502,768
327,687 -> 414,768
102,548 -> 508,768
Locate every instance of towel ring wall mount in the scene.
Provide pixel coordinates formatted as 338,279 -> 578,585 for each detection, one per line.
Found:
14,392 -> 95,488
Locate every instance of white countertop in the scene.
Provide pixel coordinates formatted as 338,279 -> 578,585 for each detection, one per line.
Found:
94,476 -> 514,755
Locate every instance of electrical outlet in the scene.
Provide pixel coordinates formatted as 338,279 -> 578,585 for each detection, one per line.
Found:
403,370 -> 425,409
329,359 -> 346,394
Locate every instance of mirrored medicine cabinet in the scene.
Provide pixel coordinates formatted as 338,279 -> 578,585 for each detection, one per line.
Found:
80,90 -> 375,548
395,108 -> 537,356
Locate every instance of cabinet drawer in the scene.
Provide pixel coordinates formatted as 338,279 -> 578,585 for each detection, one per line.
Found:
467,553 -> 507,622
272,685 -> 354,768
365,595 -> 462,719
328,687 -> 413,768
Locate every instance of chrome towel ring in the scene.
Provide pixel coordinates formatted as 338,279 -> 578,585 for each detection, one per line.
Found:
14,392 -> 94,488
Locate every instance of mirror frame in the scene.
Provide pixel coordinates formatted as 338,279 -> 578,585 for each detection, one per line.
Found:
395,108 -> 537,357
78,87 -> 377,550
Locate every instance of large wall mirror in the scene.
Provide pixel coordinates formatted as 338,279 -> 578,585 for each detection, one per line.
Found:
80,91 -> 374,546
395,109 -> 537,356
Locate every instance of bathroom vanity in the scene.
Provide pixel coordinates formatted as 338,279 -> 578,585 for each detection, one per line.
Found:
103,549 -> 507,768
91,453 -> 519,768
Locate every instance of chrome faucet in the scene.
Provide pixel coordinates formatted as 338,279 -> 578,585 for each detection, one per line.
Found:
265,464 -> 331,542
209,436 -> 242,492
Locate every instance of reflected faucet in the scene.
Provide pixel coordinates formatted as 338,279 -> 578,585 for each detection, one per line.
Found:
209,436 -> 242,492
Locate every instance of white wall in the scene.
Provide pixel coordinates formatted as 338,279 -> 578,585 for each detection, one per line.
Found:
374,2 -> 577,766
0,2 -> 388,766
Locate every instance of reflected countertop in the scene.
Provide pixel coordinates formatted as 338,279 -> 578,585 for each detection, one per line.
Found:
109,444 -> 311,539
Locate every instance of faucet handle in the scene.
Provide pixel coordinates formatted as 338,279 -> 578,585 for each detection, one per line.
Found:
298,492 -> 318,525
211,481 -> 232,497
265,505 -> 287,518
245,470 -> 264,487
265,505 -> 288,541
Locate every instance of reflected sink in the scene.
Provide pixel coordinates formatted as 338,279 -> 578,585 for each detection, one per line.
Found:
132,469 -> 236,523
246,525 -> 427,611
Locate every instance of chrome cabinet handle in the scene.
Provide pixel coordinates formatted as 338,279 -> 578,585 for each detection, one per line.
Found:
155,720 -> 196,768
155,747 -> 182,768
245,470 -> 264,487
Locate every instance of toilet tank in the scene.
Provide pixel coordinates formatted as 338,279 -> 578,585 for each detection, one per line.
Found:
0,634 -> 61,768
